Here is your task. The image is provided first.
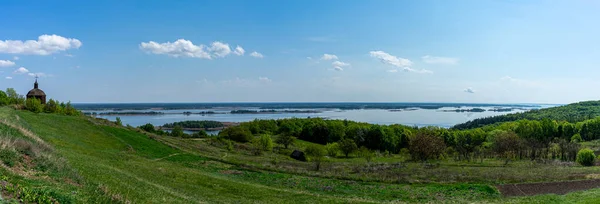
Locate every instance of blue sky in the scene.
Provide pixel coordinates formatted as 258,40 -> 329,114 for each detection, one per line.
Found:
1,0 -> 599,104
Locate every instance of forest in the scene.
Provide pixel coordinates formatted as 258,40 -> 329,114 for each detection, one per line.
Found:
453,101 -> 600,129
215,102 -> 600,166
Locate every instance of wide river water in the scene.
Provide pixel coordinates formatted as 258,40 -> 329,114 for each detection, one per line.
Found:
85,105 -> 556,131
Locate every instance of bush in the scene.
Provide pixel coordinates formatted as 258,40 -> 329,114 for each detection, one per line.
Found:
220,126 -> 253,143
171,126 -> 185,137
325,142 -> 339,157
409,132 -> 446,161
0,149 -> 20,167
571,134 -> 583,143
358,146 -> 374,163
576,148 -> 596,166
25,98 -> 43,113
115,117 -> 123,126
257,135 -> 273,151
338,139 -> 358,158
305,145 -> 326,170
275,134 -> 295,149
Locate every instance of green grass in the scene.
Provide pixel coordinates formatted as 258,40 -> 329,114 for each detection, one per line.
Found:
2,107 -> 600,203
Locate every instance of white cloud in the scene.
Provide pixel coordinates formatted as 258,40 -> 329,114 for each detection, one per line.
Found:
0,60 -> 15,67
403,67 -> 433,74
369,51 -> 413,68
0,34 -> 82,55
14,67 -> 29,74
258,77 -> 272,83
320,54 -> 338,61
387,69 -> 398,73
464,87 -> 475,93
28,72 -> 47,77
140,39 -> 211,59
369,51 -> 433,74
12,56 -> 18,60
250,51 -> 264,58
422,55 -> 459,65
5,76 -> 11,80
208,41 -> 231,58
233,45 -> 245,56
332,61 -> 349,71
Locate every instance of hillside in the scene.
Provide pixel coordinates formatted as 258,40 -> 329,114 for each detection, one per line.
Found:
453,101 -> 600,130
3,107 -> 600,203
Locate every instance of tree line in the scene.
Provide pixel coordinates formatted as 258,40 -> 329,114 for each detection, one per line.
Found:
216,116 -> 600,164
0,88 -> 80,116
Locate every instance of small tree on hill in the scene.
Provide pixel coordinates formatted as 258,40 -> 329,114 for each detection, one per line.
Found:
25,98 -> 43,113
171,125 -> 185,137
220,126 -> 253,143
339,139 -> 358,158
115,117 -> 123,126
409,132 -> 446,161
139,123 -> 155,133
305,144 -> 326,171
325,142 -> 339,157
577,148 -> 596,166
358,146 -> 374,163
275,134 -> 295,149
44,99 -> 58,113
492,131 -> 522,165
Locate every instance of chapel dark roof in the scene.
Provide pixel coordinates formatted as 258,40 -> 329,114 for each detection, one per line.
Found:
26,79 -> 46,97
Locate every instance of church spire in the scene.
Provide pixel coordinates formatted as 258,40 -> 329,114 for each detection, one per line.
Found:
34,76 -> 39,89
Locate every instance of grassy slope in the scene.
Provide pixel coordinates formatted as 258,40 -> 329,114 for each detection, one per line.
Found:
2,107 -> 600,203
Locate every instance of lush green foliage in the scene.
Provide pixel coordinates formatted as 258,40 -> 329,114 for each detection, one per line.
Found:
305,144 -> 326,170
25,97 -> 44,113
454,101 -> 600,129
219,126 -> 253,142
170,125 -> 185,137
162,120 -> 223,129
275,133 -> 295,148
325,142 -> 339,157
576,148 -> 596,166
338,138 -> 358,157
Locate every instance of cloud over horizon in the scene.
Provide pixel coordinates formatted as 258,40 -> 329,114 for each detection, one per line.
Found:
0,34 -> 82,55
422,55 -> 459,65
0,60 -> 15,67
370,51 -> 432,74
140,39 -> 259,59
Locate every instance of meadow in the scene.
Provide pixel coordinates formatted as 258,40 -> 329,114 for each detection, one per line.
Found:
1,106 -> 600,203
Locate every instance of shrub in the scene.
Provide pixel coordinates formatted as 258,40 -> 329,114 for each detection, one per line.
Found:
305,145 -> 326,170
492,131 -> 522,165
358,146 -> 375,163
220,126 -> 253,143
139,123 -> 155,133
338,139 -> 358,158
409,132 -> 446,161
171,126 -> 185,137
275,134 -> 295,149
115,117 -> 123,126
257,135 -> 274,151
0,149 -> 20,167
571,134 -> 583,143
576,148 -> 596,166
25,98 -> 43,113
325,142 -> 339,157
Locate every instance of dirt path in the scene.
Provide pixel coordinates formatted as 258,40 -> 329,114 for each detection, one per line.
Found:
497,179 -> 600,197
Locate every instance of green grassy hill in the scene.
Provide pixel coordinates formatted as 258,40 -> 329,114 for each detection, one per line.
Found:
2,107 -> 600,203
453,101 -> 600,130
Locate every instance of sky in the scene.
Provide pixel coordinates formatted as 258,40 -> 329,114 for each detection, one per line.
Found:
1,0 -> 599,104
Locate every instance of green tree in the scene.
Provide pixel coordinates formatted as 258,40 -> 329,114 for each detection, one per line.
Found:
409,132 -> 446,161
44,99 -> 59,113
275,134 -> 295,149
25,98 -> 43,113
219,126 -> 253,143
115,117 -> 123,126
325,142 -> 339,157
338,138 -> 358,157
0,90 -> 8,105
305,144 -> 326,171
576,148 -> 596,166
257,134 -> 274,151
358,146 -> 375,163
171,125 -> 185,137
139,123 -> 155,133
491,130 -> 522,165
